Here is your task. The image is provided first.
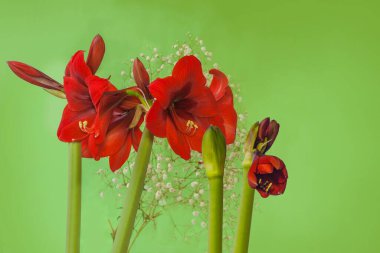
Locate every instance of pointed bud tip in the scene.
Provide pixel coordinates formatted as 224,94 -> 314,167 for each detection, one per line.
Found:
202,126 -> 226,179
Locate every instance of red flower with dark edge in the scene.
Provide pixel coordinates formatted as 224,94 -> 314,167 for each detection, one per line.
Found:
209,69 -> 237,144
87,86 -> 144,171
247,155 -> 288,198
146,55 -> 235,160
84,58 -> 151,171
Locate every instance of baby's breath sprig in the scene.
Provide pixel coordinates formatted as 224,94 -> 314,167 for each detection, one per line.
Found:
97,34 -> 248,253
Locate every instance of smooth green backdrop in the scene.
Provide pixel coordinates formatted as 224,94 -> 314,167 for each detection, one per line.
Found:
1,0 -> 379,252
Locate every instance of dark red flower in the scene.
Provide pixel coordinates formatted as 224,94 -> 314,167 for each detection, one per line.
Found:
57,35 -> 117,158
247,155 -> 288,198
87,86 -> 144,171
57,50 -> 116,145
146,56 -> 234,160
209,69 -> 237,144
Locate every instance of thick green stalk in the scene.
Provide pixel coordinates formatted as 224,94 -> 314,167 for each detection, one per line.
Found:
232,165 -> 255,253
208,177 -> 224,253
66,142 -> 82,253
112,128 -> 154,253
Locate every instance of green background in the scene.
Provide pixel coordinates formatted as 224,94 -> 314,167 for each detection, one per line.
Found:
1,0 -> 379,252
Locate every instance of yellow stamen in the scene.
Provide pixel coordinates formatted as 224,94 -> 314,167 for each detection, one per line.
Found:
265,182 -> 273,192
186,120 -> 198,135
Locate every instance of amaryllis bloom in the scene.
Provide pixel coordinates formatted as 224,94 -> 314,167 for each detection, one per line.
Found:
146,55 -> 235,160
57,50 -> 116,147
247,155 -> 288,198
87,87 -> 144,171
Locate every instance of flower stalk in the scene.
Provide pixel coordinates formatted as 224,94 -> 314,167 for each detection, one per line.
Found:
232,162 -> 255,253
202,126 -> 226,253
112,128 -> 154,253
66,142 -> 82,253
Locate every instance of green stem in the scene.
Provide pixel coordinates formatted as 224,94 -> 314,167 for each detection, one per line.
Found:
66,142 -> 82,253
208,177 -> 223,253
112,128 -> 154,253
232,165 -> 255,253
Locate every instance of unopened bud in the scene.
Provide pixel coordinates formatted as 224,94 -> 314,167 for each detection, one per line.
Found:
202,126 -> 226,179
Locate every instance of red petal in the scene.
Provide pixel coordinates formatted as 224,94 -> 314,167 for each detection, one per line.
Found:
209,69 -> 228,101
149,77 -> 181,109
216,88 -> 237,144
146,102 -> 168,138
57,106 -> 95,142
109,134 -> 132,172
81,140 -> 93,158
248,158 -> 259,188
166,118 -> 191,160
86,34 -> 105,74
86,75 -> 117,106
177,86 -> 217,117
67,51 -> 92,83
257,163 -> 274,174
8,61 -> 63,91
131,127 -> 143,151
63,76 -> 93,112
172,56 -> 206,89
258,118 -> 270,140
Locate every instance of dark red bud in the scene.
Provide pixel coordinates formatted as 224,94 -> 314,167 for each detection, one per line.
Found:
86,34 -> 105,74
7,61 -> 63,91
133,58 -> 151,98
266,120 -> 280,149
258,117 -> 270,140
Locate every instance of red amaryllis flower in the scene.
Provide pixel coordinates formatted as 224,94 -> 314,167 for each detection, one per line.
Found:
87,85 -> 144,171
247,155 -> 288,198
146,55 -> 234,160
57,50 -> 116,144
209,69 -> 237,144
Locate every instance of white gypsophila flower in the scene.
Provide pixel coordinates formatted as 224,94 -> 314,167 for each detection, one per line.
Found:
191,219 -> 196,225
99,192 -> 104,198
199,189 -> 205,195
155,190 -> 162,200
192,211 -> 200,217
159,199 -> 167,206
193,193 -> 200,199
201,222 -> 207,228
112,178 -> 118,184
191,181 -> 199,188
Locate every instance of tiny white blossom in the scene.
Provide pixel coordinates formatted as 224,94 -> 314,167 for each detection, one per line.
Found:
155,190 -> 162,200
191,181 -> 199,188
199,189 -> 205,195
201,222 -> 207,228
99,192 -> 104,198
192,211 -> 200,217
159,199 -> 167,206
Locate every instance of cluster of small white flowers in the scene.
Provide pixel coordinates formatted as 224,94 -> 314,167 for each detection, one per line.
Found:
99,34 -> 248,252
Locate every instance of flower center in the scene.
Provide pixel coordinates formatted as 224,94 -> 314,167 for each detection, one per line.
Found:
78,120 -> 99,138
258,178 -> 272,193
186,120 -> 198,135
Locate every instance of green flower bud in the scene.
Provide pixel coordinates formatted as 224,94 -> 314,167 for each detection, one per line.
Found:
242,122 -> 259,168
202,126 -> 226,179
